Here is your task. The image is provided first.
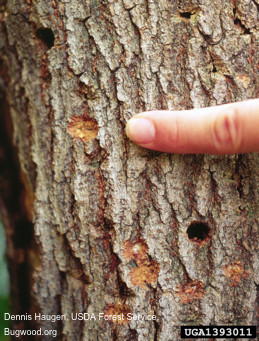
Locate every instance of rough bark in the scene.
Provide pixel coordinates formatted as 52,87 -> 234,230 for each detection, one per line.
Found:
0,0 -> 258,340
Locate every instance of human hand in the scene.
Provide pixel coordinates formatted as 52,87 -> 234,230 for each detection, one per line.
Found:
126,99 -> 259,154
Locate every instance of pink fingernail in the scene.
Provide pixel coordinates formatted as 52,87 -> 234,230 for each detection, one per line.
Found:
126,118 -> 155,144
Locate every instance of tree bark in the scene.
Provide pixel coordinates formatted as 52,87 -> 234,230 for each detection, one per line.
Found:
0,0 -> 258,340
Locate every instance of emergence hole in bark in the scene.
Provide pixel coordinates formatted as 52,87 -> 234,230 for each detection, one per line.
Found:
187,222 -> 210,242
179,12 -> 192,19
36,28 -> 55,49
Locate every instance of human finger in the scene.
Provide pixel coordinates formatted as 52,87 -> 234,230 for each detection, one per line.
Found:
125,99 -> 259,154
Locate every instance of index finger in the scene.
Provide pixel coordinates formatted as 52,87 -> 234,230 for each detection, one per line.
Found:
125,99 -> 259,154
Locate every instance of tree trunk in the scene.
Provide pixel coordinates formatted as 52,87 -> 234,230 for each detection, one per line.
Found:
0,0 -> 258,340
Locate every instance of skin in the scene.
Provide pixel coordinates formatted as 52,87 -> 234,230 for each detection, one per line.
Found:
126,99 -> 259,154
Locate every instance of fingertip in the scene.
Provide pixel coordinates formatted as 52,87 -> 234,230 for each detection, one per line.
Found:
126,118 -> 156,144
126,100 -> 259,154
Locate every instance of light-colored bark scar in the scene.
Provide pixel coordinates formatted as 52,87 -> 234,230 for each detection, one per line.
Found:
67,115 -> 98,142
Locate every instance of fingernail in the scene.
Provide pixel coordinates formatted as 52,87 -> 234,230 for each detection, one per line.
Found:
126,118 -> 155,144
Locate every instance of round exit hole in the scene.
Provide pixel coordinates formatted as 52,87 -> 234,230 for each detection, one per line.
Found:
187,221 -> 210,244
36,28 -> 55,49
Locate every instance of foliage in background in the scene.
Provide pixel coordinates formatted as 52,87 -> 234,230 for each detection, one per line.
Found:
0,222 -> 10,340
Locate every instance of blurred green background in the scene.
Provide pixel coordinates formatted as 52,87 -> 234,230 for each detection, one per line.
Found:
0,221 -> 10,341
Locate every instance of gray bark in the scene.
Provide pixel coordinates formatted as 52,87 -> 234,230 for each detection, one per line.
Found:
0,0 -> 258,340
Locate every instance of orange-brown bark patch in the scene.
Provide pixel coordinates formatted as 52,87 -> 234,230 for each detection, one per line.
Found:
103,303 -> 132,325
175,280 -> 205,304
129,260 -> 160,288
67,115 -> 98,143
223,260 -> 249,286
123,239 -> 149,266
